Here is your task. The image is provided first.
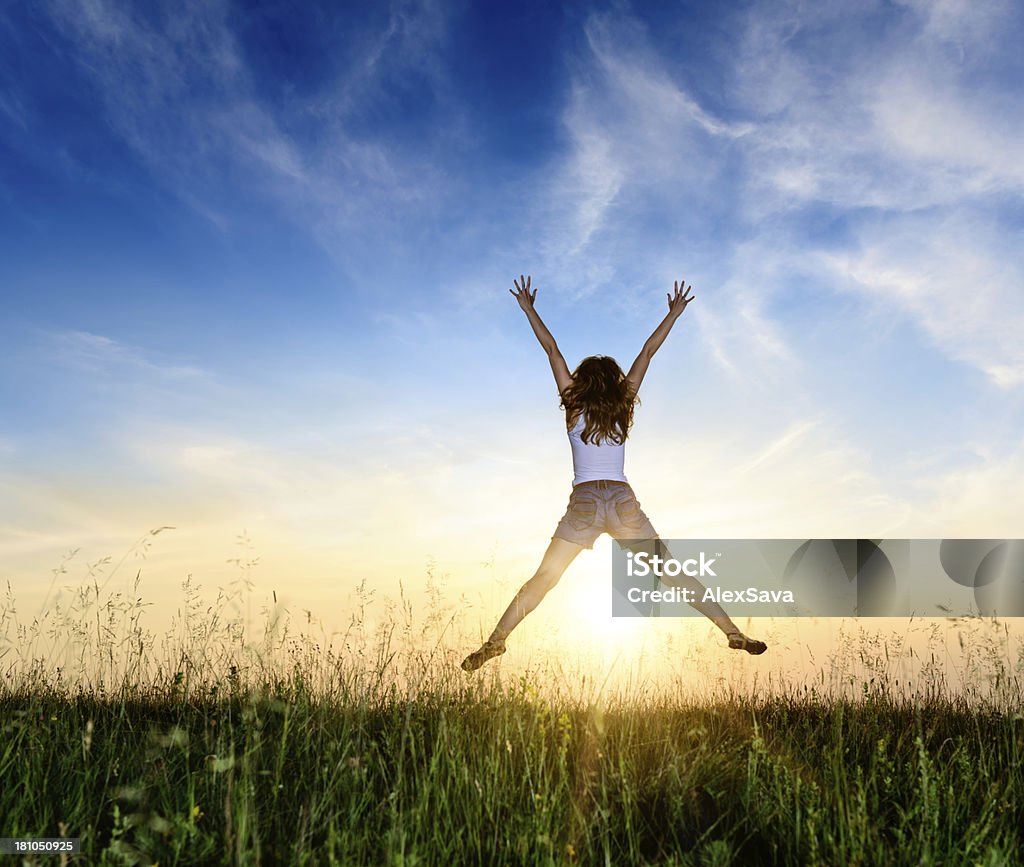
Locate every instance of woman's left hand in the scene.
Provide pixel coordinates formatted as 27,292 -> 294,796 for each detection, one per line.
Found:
667,280 -> 695,316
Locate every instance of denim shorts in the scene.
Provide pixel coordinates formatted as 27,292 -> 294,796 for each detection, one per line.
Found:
552,481 -> 659,550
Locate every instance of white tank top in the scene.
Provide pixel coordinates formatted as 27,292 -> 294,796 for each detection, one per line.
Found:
567,412 -> 628,487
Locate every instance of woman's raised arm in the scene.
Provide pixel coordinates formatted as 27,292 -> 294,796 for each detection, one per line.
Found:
626,279 -> 695,395
510,274 -> 573,395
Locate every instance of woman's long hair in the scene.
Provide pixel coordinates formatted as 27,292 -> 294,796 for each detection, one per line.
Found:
560,355 -> 638,445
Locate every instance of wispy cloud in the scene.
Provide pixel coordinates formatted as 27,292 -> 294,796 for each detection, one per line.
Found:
911,434 -> 1024,536
42,329 -> 207,380
0,87 -> 27,130
735,418 -> 820,475
894,0 -> 1014,49
40,0 -> 461,268
636,417 -> 913,537
730,0 -> 1024,220
529,8 -> 752,296
41,0 -> 307,225
726,0 -> 1024,387
870,70 -> 1024,196
819,213 -> 1024,388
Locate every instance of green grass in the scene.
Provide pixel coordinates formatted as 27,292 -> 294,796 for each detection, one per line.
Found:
3,680 -> 1023,865
2,536 -> 1023,865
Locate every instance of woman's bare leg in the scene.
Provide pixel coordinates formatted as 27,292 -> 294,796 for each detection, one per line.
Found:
626,538 -> 767,654
462,537 -> 584,671
610,540 -> 765,655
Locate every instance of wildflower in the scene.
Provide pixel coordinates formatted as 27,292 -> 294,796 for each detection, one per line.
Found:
192,805 -> 204,821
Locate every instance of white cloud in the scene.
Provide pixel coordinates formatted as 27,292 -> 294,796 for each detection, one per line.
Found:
529,8 -> 752,295
735,418 -> 820,474
915,438 -> 1024,536
892,0 -> 1013,46
819,213 -> 1024,388
43,329 -> 207,381
558,99 -> 625,259
40,0 -> 461,270
0,87 -> 27,130
42,0 -> 311,185
734,0 -> 1024,215
701,263 -> 801,376
634,416 -> 914,538
583,13 -> 752,141
870,69 -> 1024,195
723,0 -> 1024,387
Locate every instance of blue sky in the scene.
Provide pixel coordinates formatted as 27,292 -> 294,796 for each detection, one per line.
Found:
2,0 -> 1024,626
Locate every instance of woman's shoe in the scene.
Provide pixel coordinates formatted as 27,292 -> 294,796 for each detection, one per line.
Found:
461,639 -> 507,671
727,633 -> 767,655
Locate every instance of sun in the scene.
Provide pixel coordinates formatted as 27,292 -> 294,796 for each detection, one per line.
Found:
551,542 -> 650,656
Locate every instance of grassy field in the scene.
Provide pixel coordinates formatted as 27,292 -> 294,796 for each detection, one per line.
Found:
4,679 -> 1024,865
2,544 -> 1023,865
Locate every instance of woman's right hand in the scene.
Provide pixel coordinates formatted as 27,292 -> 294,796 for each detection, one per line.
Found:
509,274 -> 537,311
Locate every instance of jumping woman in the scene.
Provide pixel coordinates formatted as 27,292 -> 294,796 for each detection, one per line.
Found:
461,275 -> 767,672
